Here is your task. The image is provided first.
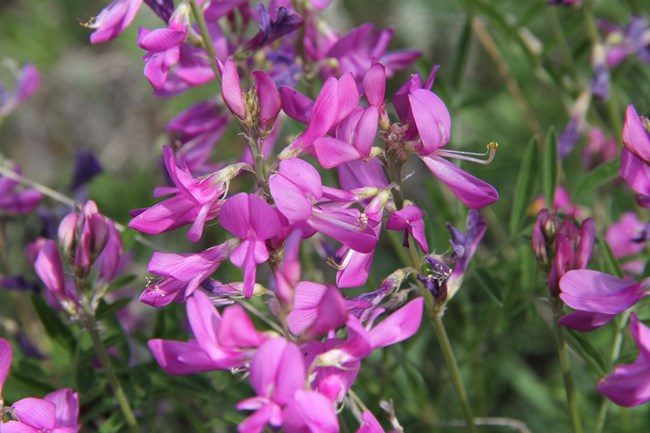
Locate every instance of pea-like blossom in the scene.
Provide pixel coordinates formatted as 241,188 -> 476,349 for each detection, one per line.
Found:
148,290 -> 268,375
598,314 -> 650,407
85,0 -> 143,44
0,338 -> 80,432
559,270 -> 650,331
219,193 -> 281,298
129,146 -> 246,242
386,204 -> 428,253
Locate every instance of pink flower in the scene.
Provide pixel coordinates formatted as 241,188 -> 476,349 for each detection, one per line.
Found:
386,205 -> 428,253
598,314 -> 650,406
288,282 -> 348,338
559,270 -> 649,331
137,4 -> 189,89
237,338 -> 338,433
0,64 -> 40,118
0,338 -> 80,432
148,290 -> 266,374
86,0 -> 143,44
221,59 -> 281,134
0,165 -> 42,215
606,212 -> 646,274
269,158 -> 377,254
220,193 -> 281,298
324,23 -> 420,82
140,239 -> 240,307
129,146 -> 244,242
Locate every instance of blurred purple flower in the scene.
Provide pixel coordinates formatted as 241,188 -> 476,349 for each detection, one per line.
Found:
70,150 -> 103,195
245,4 -> 303,51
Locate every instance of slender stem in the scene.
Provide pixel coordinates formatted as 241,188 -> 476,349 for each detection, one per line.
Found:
594,309 -> 632,433
552,306 -> 583,433
430,311 -> 478,433
188,0 -> 221,81
81,312 -> 141,433
383,152 -> 476,433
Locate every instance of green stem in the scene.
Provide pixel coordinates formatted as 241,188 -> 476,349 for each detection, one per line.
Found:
383,152 -> 476,433
82,312 -> 141,433
594,309 -> 632,433
188,0 -> 221,81
552,306 -> 583,433
429,310 -> 478,433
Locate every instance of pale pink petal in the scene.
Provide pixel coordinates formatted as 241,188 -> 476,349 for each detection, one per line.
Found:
43,389 -> 79,428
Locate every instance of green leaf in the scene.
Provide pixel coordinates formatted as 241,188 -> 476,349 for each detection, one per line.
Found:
597,237 -> 625,279
574,156 -> 620,197
29,294 -> 76,355
565,329 -> 607,377
542,128 -> 559,208
509,137 -> 539,235
473,267 -> 503,307
451,14 -> 474,92
103,274 -> 137,294
96,297 -> 133,321
120,228 -> 138,251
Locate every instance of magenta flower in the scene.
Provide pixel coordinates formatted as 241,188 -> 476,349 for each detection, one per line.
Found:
0,63 -> 40,118
0,165 -> 42,215
86,0 -> 143,44
166,100 -> 230,174
408,88 -> 498,208
137,4 -> 189,89
220,193 -> 281,298
583,128 -> 617,169
559,270 -> 649,331
335,191 -> 388,288
269,158 -> 377,254
386,204 -> 428,253
236,338 -> 335,433
606,212 -> 646,274
282,73 -> 359,155
140,239 -> 240,307
324,23 -> 420,82
221,59 -> 281,134
245,4 -> 303,51
288,282 -> 348,338
0,338 -> 80,432
598,314 -> 650,407
129,146 -> 243,242
148,290 -> 266,374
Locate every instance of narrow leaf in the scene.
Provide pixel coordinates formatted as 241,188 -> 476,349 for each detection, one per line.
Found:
574,157 -> 620,197
543,128 -> 558,208
597,237 -> 625,279
565,329 -> 607,377
510,137 -> 539,235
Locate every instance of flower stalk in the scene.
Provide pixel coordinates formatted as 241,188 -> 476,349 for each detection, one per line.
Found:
552,304 -> 584,433
187,0 -> 221,81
